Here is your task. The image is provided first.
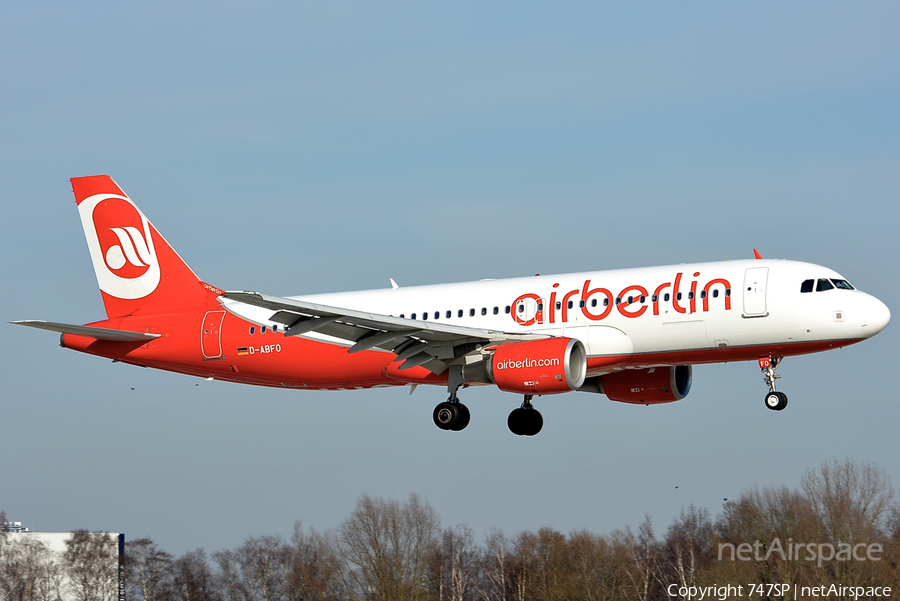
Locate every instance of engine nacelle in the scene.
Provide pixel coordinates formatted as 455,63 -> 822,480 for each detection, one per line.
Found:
464,338 -> 587,395
600,365 -> 692,404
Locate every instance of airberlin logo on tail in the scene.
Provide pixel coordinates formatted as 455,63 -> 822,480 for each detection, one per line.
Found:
79,194 -> 161,300
105,226 -> 153,275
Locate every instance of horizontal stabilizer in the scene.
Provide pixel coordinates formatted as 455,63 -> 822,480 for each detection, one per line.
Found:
11,320 -> 161,342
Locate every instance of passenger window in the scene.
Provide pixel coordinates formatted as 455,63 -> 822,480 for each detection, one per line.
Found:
518,304 -> 525,313
481,307 -> 487,316
725,289 -> 731,296
688,292 -> 694,300
422,312 -> 428,320
615,297 -> 621,305
651,294 -> 658,303
591,299 -> 598,307
536,303 -> 542,311
469,309 -> 475,317
505,306 -> 511,314
604,298 -> 609,306
676,292 -> 682,301
493,307 -> 499,315
400,314 -> 405,318
567,300 -> 574,309
627,296 -> 633,304
816,278 -> 834,292
261,326 -> 267,334
556,301 -> 562,310
446,310 -> 451,318
699,291 -> 706,299
664,293 -> 671,301
249,326 -> 255,335
712,289 -> 719,298
831,279 -> 855,290
458,309 -> 463,318
434,311 -> 439,319
640,295 -> 646,303
800,279 -> 814,293
411,313 -> 417,320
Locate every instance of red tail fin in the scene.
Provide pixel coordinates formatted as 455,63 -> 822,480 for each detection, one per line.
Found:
72,175 -> 211,318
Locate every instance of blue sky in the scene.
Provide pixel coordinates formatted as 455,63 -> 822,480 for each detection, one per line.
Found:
2,2 -> 898,554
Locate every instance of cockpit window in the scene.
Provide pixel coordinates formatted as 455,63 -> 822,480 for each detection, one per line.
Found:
816,278 -> 835,292
831,279 -> 855,290
800,279 -> 814,293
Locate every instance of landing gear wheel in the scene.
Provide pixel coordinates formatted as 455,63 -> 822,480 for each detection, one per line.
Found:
433,401 -> 470,431
507,407 -> 543,436
434,402 -> 454,430
764,391 -> 788,411
451,403 -> 470,431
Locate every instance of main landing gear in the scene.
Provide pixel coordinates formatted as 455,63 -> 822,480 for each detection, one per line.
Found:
760,356 -> 788,411
433,367 -> 471,431
433,392 -> 471,431
432,367 -> 544,435
508,395 -> 543,436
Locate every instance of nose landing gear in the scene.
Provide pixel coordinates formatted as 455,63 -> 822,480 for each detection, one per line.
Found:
760,356 -> 788,411
508,395 -> 543,436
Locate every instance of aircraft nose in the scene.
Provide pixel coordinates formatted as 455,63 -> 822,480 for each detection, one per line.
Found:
861,295 -> 891,338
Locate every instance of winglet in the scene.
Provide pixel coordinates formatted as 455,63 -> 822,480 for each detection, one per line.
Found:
390,278 -> 400,289
753,249 -> 763,260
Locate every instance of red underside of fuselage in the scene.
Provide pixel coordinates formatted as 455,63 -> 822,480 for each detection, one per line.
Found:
60,310 -> 862,391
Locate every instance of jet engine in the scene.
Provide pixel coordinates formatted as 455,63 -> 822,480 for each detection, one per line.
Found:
599,365 -> 692,404
462,338 -> 587,395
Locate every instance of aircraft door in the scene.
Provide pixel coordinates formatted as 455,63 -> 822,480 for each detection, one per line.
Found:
201,310 -> 226,359
742,267 -> 769,317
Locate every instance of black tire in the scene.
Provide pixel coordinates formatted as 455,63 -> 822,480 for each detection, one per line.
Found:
508,408 -> 525,435
524,409 -> 544,436
775,391 -> 788,411
433,402 -> 455,430
451,403 -> 471,431
765,391 -> 788,411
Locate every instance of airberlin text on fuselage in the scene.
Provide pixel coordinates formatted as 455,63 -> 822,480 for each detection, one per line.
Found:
511,272 -> 733,326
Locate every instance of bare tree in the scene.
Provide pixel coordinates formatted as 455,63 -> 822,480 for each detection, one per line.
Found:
214,535 -> 289,601
285,522 -> 343,601
337,493 -> 440,601
171,549 -> 220,601
430,524 -> 479,601
614,516 -> 659,601
478,529 -> 509,601
801,458 -> 895,543
660,505 -> 713,601
0,535 -> 65,601
63,531 -> 118,601
125,538 -> 174,601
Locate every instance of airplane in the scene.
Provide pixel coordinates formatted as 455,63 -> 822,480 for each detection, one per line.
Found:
13,175 -> 891,436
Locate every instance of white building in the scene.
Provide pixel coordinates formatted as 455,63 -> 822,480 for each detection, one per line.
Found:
1,527 -> 124,601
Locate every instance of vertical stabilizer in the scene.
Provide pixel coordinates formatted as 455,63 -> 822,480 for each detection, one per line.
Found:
71,175 -> 208,318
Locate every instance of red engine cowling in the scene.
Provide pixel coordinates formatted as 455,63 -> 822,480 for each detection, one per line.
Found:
600,365 -> 692,404
489,338 -> 587,395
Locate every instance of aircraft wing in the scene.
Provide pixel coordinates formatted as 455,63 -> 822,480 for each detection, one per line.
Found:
11,320 -> 161,342
221,291 -> 550,375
